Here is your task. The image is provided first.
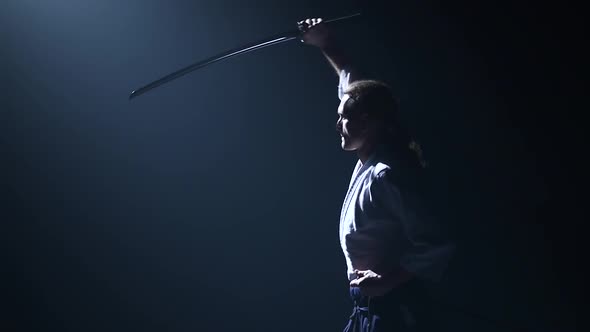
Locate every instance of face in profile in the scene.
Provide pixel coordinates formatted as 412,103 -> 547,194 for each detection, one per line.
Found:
336,94 -> 369,151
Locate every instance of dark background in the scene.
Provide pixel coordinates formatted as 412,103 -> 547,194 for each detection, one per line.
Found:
1,0 -> 579,331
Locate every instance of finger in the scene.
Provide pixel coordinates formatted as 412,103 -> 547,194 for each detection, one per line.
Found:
312,18 -> 324,28
350,275 -> 370,286
297,21 -> 309,32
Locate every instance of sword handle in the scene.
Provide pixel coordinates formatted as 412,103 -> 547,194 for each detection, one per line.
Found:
296,12 -> 362,33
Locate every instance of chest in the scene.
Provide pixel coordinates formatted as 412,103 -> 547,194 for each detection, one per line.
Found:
339,168 -> 371,240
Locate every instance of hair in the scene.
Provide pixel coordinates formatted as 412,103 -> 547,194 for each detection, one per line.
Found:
343,80 -> 427,169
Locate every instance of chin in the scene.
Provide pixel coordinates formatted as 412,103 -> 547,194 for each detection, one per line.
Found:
341,140 -> 349,150
340,137 -> 359,151
341,144 -> 355,151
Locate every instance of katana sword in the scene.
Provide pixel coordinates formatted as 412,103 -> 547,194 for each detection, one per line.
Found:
129,12 -> 361,99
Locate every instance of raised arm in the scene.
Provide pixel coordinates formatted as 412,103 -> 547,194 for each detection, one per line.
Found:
298,17 -> 361,95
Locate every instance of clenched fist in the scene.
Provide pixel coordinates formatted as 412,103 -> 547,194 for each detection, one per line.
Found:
298,17 -> 333,49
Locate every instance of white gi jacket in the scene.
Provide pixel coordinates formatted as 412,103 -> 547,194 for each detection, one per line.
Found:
338,70 -> 454,283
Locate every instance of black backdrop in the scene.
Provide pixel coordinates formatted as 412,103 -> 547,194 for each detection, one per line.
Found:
1,0 -> 579,331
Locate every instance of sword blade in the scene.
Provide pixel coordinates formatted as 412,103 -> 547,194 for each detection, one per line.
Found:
129,12 -> 361,99
130,35 -> 297,99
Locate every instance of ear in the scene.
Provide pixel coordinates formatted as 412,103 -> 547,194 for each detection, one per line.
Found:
359,113 -> 371,133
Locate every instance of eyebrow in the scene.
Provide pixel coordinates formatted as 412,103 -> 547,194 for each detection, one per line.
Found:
340,97 -> 355,115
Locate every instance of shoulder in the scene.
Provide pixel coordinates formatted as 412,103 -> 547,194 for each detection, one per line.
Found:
370,161 -> 402,189
363,163 -> 401,204
354,163 -> 405,217
368,158 -> 429,208
372,162 -> 391,180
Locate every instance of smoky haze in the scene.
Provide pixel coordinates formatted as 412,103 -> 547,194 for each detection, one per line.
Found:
1,1 -> 576,331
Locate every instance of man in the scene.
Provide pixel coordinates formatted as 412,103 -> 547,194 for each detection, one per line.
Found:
299,18 -> 454,331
